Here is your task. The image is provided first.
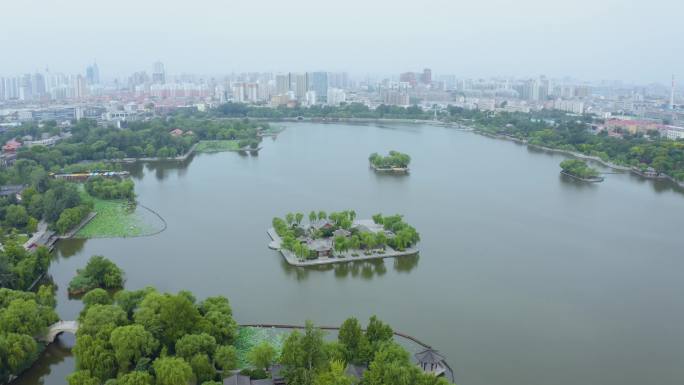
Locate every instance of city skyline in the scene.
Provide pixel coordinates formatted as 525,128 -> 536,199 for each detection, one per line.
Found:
1,0 -> 682,83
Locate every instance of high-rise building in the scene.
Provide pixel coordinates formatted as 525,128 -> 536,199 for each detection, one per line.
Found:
305,90 -> 317,106
400,72 -> 417,87
311,72 -> 328,103
671,74 -> 676,110
74,75 -> 87,99
293,73 -> 309,100
86,62 -> 100,85
275,74 -> 290,95
32,73 -> 46,99
382,90 -> 410,106
152,61 -> 166,84
327,88 -> 346,105
19,74 -> 32,100
328,72 -> 349,89
420,68 -> 432,84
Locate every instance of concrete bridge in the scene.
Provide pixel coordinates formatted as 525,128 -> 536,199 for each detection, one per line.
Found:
39,320 -> 79,343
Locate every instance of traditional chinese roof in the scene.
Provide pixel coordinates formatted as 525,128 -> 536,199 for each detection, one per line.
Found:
415,348 -> 446,364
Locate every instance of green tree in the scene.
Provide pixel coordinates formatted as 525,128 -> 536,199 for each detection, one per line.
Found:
78,304 -> 128,340
82,288 -> 112,306
67,370 -> 99,385
314,360 -> 355,385
118,371 -> 154,385
338,317 -> 365,363
0,332 -> 39,382
281,321 -> 328,385
0,298 -> 57,336
134,292 -> 200,349
285,213 -> 295,226
247,341 -> 276,371
110,324 -> 159,371
69,255 -> 125,294
5,205 -> 29,228
214,345 -> 238,375
189,353 -> 216,384
295,212 -> 304,225
153,357 -> 193,385
114,287 -> 155,318
73,334 -> 118,381
309,211 -> 317,223
175,333 -> 217,361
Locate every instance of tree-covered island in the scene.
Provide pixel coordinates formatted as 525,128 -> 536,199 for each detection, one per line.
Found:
3,257 -> 453,385
270,210 -> 420,265
368,151 -> 411,173
559,159 -> 603,182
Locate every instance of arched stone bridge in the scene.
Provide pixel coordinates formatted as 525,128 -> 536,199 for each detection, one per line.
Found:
40,320 -> 79,343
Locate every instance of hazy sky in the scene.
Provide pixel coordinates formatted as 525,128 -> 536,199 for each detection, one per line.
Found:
1,0 -> 682,83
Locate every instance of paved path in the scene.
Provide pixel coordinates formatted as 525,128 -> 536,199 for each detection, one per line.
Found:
23,220 -> 48,249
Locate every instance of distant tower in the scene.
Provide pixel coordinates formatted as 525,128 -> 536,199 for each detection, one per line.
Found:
152,61 -> 166,84
671,74 -> 675,110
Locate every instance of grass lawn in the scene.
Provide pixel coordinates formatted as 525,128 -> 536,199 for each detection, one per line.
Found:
195,140 -> 240,153
234,327 -> 287,368
76,189 -> 158,238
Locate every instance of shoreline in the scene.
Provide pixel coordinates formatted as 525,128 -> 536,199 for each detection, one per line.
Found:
472,129 -> 684,188
560,170 -> 604,183
370,164 -> 410,173
267,228 -> 418,267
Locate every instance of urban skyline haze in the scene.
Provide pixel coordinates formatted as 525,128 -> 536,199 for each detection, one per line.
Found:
0,0 -> 682,83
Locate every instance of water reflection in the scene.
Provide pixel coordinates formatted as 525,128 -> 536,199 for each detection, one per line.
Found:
558,173 -> 599,189
123,158 -> 194,181
11,335 -> 74,385
55,239 -> 87,259
279,254 -> 419,281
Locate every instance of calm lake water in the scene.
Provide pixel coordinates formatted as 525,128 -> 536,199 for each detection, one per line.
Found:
14,122 -> 684,385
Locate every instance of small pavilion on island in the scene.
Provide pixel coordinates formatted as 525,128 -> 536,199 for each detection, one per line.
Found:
415,348 -> 449,378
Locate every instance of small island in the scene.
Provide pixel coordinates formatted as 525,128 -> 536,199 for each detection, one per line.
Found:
369,151 -> 411,173
560,159 -> 604,183
268,210 -> 420,266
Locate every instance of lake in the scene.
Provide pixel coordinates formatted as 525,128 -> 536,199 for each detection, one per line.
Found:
14,122 -> 684,385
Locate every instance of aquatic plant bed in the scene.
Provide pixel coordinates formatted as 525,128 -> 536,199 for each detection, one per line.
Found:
76,193 -> 164,238
195,140 -> 240,153
234,326 -> 287,368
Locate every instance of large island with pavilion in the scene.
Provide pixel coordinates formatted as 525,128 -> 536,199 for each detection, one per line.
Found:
268,210 -> 420,266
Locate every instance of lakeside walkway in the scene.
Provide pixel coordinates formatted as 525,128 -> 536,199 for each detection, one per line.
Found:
267,228 -> 418,267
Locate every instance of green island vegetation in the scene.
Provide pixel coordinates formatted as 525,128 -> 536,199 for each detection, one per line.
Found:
0,118 -> 265,162
204,101 -> 433,120
369,151 -> 411,170
0,117 -> 268,377
68,255 -> 125,296
0,284 -> 58,384
443,107 -> 684,181
85,176 -> 135,201
0,240 -> 52,291
559,159 -> 601,180
194,140 -> 241,153
62,259 -> 449,385
272,211 -> 420,262
202,102 -> 684,182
